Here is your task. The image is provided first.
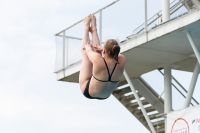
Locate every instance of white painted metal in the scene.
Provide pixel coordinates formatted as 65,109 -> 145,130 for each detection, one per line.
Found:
164,66 -> 172,133
131,78 -> 164,113
57,35 -> 82,40
184,62 -> 200,108
56,7 -> 200,82
63,31 -> 66,77
144,0 -> 147,32
158,69 -> 199,105
186,31 -> 200,64
66,37 -> 68,67
123,70 -> 156,133
99,10 -> 102,44
132,0 -> 182,34
55,0 -> 120,35
172,73 -> 199,105
162,0 -> 170,22
183,0 -> 200,11
164,66 -> 172,112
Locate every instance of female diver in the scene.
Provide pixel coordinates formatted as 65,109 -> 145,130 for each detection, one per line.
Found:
79,14 -> 126,100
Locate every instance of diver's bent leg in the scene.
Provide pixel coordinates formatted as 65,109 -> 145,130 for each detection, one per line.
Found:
79,15 -> 93,93
90,14 -> 102,55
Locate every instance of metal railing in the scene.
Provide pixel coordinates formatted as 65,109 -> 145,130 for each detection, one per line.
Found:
130,0 -> 185,35
54,0 -> 120,72
157,69 -> 199,106
54,0 -> 188,73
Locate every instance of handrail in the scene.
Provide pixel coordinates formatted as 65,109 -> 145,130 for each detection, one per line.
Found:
132,0 -> 184,34
57,35 -> 82,40
135,4 -> 183,35
158,69 -> 199,105
55,0 -> 120,36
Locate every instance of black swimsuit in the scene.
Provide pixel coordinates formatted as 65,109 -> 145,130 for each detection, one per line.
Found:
83,58 -> 119,100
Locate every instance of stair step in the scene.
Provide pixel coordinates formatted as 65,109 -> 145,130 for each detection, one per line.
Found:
113,87 -> 131,95
146,126 -> 165,133
126,100 -> 150,109
112,77 -> 165,133
144,120 -> 165,132
152,120 -> 165,127
120,93 -> 142,102
133,106 -> 156,116
139,113 -> 160,121
156,127 -> 165,133
117,80 -> 128,87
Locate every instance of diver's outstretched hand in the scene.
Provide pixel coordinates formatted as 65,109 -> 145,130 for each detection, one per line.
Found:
93,44 -> 103,52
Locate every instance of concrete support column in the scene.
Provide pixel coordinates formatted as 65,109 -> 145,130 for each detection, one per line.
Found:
162,0 -> 170,22
184,62 -> 200,108
164,66 -> 172,133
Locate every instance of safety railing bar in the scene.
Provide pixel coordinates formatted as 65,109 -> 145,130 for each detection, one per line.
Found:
158,69 -> 199,105
172,80 -> 194,106
136,1 -> 184,34
136,4 -> 182,34
56,35 -> 106,44
170,4 -> 183,15
55,0 -> 120,36
132,11 -> 162,34
57,35 -> 82,40
132,0 -> 180,34
170,0 -> 184,10
136,14 -> 161,34
172,74 -> 199,105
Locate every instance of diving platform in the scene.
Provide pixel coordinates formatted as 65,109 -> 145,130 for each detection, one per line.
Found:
56,8 -> 200,83
54,0 -> 200,133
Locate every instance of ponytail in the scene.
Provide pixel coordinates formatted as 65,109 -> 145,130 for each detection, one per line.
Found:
105,39 -> 120,62
111,45 -> 120,62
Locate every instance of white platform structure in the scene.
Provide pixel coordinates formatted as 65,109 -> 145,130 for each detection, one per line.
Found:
54,0 -> 200,132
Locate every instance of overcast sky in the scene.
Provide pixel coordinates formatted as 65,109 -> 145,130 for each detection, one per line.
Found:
0,0 -> 199,133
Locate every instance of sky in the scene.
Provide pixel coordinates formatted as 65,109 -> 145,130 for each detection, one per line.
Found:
0,0 -> 199,133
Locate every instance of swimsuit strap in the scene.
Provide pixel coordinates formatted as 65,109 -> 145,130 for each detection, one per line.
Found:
92,74 -> 108,82
92,58 -> 120,83
103,58 -> 118,81
110,63 -> 118,77
102,58 -> 111,79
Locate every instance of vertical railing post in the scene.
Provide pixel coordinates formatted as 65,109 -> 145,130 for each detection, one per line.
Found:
144,0 -> 147,32
123,70 -> 156,133
63,31 -> 66,77
66,37 -> 68,67
99,10 -> 102,44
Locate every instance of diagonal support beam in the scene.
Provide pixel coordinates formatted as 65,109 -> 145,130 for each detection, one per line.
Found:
183,62 -> 200,108
123,70 -> 156,133
186,31 -> 200,64
184,31 -> 200,108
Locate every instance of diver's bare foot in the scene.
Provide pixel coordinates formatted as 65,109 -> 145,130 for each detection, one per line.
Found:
90,14 -> 97,33
84,14 -> 91,30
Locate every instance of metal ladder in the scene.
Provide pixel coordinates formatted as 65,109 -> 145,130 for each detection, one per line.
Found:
112,77 -> 165,133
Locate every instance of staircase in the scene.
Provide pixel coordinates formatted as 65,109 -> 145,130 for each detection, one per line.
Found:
112,77 -> 165,133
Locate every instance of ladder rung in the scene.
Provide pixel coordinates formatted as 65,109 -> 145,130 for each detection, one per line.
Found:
113,87 -> 131,95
